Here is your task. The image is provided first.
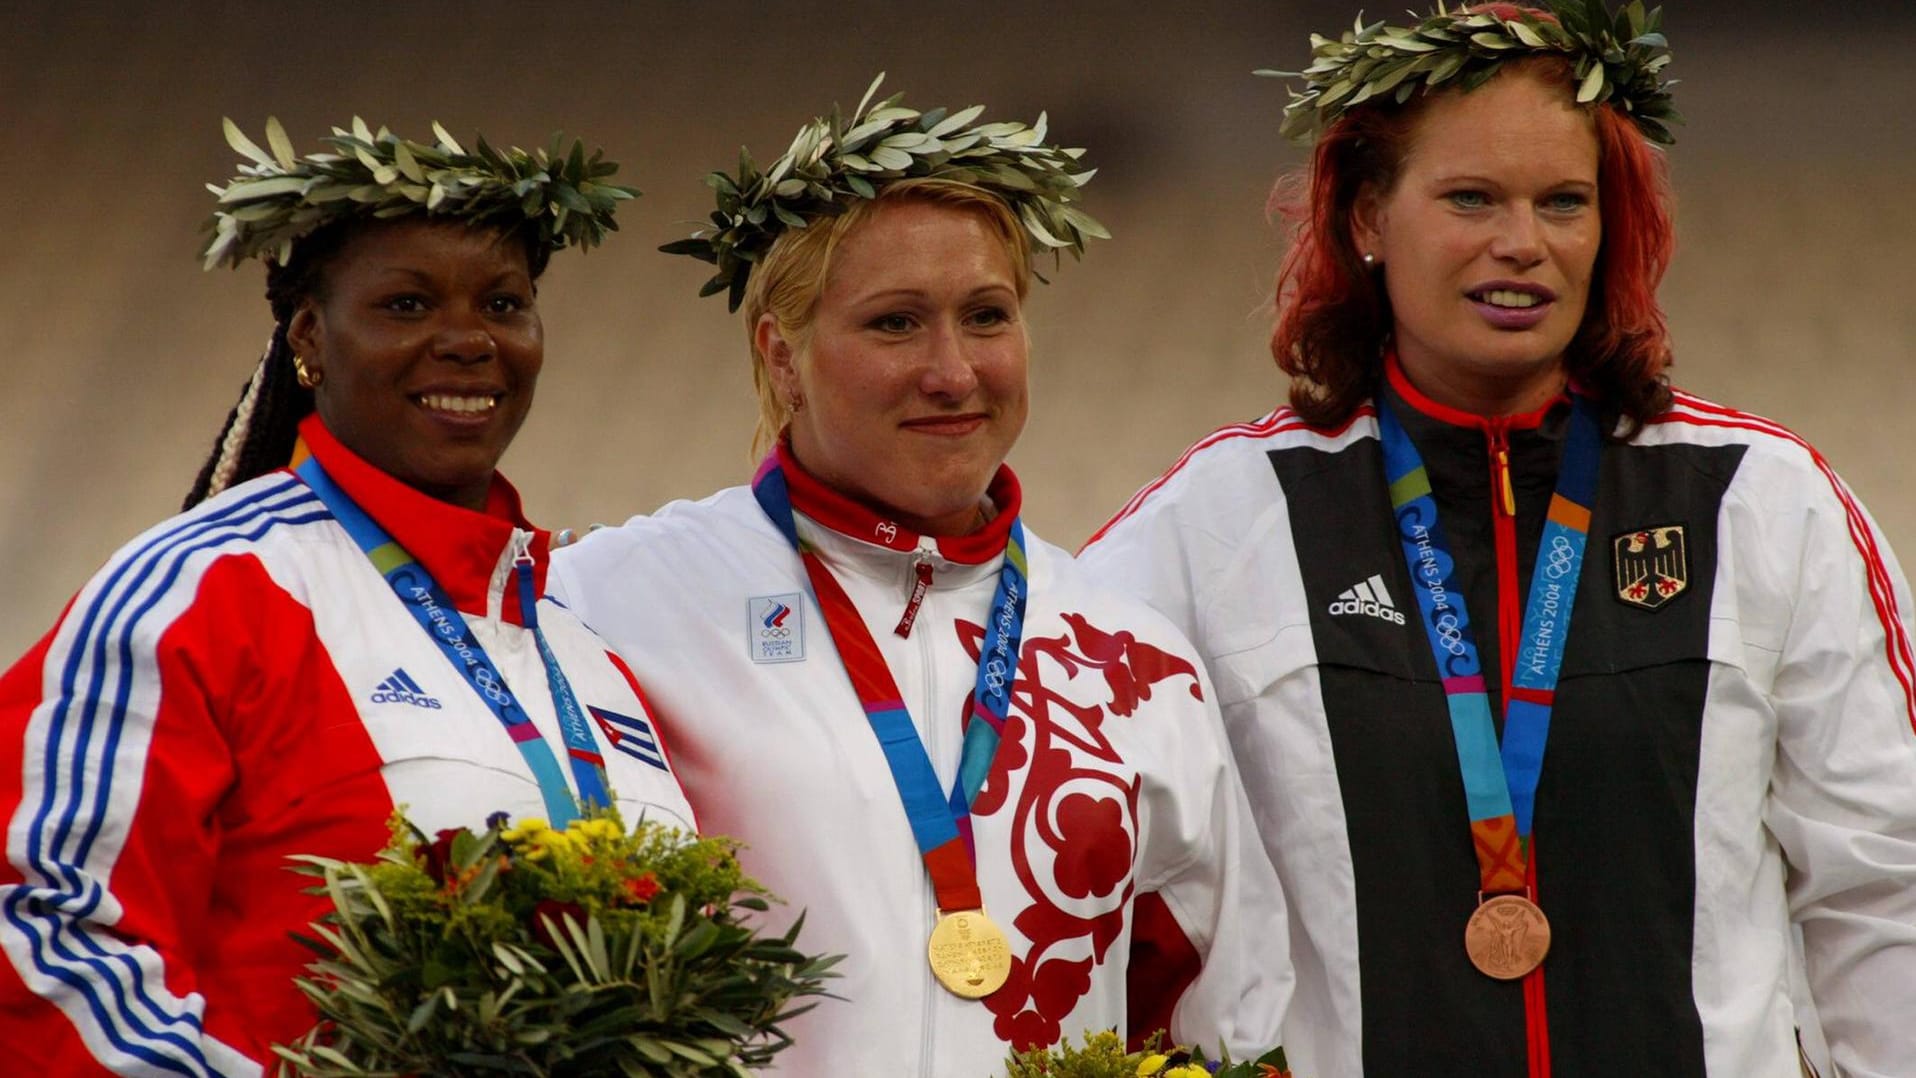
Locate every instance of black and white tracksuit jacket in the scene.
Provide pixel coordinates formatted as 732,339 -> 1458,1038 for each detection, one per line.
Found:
1080,367 -> 1916,1078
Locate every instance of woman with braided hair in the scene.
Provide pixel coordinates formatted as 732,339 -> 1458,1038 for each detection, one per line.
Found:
0,119 -> 694,1074
1082,3 -> 1916,1076
182,218 -> 543,510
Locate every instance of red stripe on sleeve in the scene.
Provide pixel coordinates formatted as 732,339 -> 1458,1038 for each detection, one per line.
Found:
1654,404 -> 1916,736
1082,407 -> 1376,552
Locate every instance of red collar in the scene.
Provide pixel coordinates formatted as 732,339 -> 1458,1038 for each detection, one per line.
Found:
1384,353 -> 1567,432
770,439 -> 1022,565
297,414 -> 551,623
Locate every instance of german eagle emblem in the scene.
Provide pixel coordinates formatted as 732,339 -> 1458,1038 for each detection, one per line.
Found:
1613,525 -> 1688,611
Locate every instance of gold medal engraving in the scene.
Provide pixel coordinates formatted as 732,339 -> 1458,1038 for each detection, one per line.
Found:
927,908 -> 1012,999
1464,894 -> 1551,980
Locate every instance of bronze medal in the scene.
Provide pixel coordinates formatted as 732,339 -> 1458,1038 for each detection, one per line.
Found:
927,908 -> 1013,999
1464,894 -> 1551,980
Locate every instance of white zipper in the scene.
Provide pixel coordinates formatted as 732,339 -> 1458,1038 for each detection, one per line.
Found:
915,538 -> 942,1076
919,917 -> 938,1074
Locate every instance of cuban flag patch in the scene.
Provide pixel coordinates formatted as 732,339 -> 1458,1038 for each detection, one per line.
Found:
589,705 -> 669,771
748,593 -> 805,664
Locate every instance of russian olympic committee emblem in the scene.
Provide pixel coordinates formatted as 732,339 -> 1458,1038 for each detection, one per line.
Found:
747,594 -> 806,663
1612,524 -> 1688,611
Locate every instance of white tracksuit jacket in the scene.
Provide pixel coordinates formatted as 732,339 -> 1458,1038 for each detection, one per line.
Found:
550,454 -> 1292,1077
1079,376 -> 1916,1078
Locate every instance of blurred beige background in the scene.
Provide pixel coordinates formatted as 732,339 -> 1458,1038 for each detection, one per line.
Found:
2,1 -> 1911,662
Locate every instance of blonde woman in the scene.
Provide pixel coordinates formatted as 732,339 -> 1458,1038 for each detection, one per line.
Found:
552,80 -> 1292,1074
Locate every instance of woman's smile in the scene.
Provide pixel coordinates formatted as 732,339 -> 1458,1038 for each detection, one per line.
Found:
288,218 -> 543,511
767,197 -> 1029,536
1354,66 -> 1600,416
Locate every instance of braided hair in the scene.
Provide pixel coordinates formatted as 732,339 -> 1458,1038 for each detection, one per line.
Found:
181,221 -> 551,510
182,222 -> 354,510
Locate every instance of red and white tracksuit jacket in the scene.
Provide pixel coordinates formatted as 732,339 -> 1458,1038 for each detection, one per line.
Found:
549,455 -> 1292,1078
1080,377 -> 1916,1078
0,415 -> 695,1076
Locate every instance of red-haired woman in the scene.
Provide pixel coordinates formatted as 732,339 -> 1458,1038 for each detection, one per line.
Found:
1081,5 -> 1916,1077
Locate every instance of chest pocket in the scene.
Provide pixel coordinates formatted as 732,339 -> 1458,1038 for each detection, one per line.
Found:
1560,439 -> 1744,671
1254,439 -> 1430,684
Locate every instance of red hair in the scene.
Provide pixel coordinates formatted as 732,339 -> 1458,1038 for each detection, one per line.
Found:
1270,57 -> 1676,431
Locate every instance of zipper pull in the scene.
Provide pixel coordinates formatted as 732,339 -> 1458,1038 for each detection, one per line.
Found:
895,556 -> 934,638
1495,448 -> 1516,517
1489,428 -> 1517,518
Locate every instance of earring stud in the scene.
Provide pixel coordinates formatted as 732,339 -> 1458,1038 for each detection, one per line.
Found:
293,353 -> 322,389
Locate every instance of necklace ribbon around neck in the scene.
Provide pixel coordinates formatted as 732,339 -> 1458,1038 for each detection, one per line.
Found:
1375,392 -> 1601,977
298,457 -> 610,827
751,455 -> 1026,997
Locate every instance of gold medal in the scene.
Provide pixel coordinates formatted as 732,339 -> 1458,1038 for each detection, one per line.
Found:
927,908 -> 1013,999
1464,893 -> 1551,980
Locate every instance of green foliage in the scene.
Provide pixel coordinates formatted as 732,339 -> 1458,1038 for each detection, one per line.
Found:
203,117 -> 638,271
1257,0 -> 1680,146
272,810 -> 838,1078
1004,1029 -> 1292,1078
660,72 -> 1108,311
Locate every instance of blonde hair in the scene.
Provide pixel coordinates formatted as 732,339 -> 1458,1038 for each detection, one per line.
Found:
740,177 -> 1034,456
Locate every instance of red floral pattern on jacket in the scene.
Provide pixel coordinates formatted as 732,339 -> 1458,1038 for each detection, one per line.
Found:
958,612 -> 1202,1049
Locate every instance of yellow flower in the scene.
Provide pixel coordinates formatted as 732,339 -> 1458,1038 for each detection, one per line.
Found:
1137,1054 -> 1170,1076
1164,1067 -> 1211,1078
501,817 -> 552,844
567,818 -> 623,844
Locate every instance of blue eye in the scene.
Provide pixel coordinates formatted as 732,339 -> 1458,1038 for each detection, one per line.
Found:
1446,190 -> 1490,210
1543,192 -> 1591,213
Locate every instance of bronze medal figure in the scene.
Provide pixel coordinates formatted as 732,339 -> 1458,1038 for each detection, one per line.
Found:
1464,894 -> 1552,980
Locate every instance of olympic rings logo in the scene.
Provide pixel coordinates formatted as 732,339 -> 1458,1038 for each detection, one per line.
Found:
1544,535 -> 1577,579
760,627 -> 791,639
1434,613 -> 1467,655
984,658 -> 1008,693
473,667 -> 513,706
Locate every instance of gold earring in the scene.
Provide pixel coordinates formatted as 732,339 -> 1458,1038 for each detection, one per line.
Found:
293,354 -> 322,390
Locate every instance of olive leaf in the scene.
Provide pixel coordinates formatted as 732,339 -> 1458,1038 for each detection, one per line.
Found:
659,73 -> 1107,311
1256,0 -> 1678,147
203,118 -> 639,271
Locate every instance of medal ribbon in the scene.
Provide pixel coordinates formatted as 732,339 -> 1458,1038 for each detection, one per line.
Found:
751,454 -> 1027,913
1376,393 -> 1601,893
297,458 -> 611,827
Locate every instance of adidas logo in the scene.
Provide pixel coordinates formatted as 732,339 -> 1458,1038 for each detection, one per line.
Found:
1328,574 -> 1407,625
370,667 -> 444,709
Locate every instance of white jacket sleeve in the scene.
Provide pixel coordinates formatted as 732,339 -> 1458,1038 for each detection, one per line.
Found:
1131,659 -> 1293,1059
1760,467 -> 1916,1078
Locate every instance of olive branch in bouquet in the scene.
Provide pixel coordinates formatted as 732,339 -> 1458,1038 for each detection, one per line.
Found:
272,810 -> 838,1077
1004,1028 -> 1293,1078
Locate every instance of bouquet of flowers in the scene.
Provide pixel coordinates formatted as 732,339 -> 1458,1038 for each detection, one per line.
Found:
1003,1029 -> 1292,1078
273,809 -> 837,1077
